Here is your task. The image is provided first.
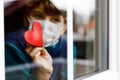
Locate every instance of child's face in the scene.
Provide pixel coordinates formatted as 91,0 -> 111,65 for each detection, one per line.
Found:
25,1 -> 66,47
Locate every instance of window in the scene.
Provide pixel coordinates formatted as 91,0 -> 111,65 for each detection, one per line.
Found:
0,0 -> 120,80
75,0 -> 120,79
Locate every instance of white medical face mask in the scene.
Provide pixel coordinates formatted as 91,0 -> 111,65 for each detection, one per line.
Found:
28,19 -> 63,47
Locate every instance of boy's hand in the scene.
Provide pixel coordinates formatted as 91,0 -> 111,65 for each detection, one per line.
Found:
25,45 -> 53,80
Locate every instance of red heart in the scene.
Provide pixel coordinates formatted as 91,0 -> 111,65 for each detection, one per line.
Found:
24,22 -> 43,47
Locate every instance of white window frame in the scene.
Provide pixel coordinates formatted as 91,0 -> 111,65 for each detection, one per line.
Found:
0,0 -> 5,80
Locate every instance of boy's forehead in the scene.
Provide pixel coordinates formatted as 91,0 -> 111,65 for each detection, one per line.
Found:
30,6 -> 63,17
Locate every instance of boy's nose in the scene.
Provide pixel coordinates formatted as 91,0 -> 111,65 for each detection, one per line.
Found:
44,17 -> 51,22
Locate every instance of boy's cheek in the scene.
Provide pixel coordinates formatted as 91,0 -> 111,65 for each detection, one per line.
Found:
60,26 -> 67,35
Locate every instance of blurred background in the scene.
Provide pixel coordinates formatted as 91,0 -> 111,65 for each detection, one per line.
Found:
73,0 -> 97,78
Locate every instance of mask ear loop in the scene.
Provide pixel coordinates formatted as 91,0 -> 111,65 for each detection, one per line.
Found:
27,18 -> 32,30
27,18 -> 40,30
27,18 -> 45,30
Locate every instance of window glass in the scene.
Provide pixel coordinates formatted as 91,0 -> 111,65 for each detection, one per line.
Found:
73,0 -> 109,79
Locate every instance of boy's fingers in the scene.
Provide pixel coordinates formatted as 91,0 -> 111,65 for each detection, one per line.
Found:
25,44 -> 34,53
25,46 -> 34,54
41,48 -> 52,64
36,51 -> 41,57
30,47 -> 42,58
41,48 -> 51,56
33,51 -> 41,60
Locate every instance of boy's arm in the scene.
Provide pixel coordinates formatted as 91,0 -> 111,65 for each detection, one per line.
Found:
5,42 -> 39,80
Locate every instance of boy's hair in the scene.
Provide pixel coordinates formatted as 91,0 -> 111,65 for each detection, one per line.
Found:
24,0 -> 66,26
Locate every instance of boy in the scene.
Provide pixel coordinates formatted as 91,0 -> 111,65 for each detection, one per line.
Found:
5,0 -> 67,80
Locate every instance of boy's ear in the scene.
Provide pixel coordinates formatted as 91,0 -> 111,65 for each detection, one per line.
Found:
60,25 -> 67,35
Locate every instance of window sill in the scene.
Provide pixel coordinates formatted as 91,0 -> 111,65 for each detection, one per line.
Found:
83,70 -> 120,80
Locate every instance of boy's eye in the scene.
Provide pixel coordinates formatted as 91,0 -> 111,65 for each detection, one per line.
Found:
33,14 -> 43,19
51,18 -> 61,23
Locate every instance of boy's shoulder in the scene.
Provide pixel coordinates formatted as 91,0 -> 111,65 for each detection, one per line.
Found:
5,28 -> 27,41
5,28 -> 27,49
